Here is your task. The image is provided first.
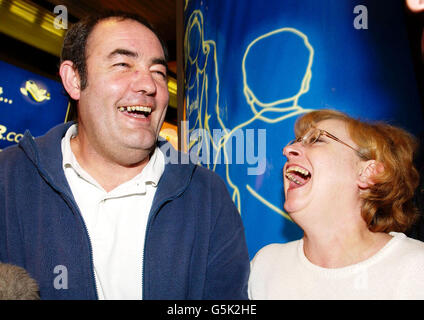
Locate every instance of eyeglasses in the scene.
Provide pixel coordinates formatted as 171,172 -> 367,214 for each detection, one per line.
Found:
287,126 -> 369,159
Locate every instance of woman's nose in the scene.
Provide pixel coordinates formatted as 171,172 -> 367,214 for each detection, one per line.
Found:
283,142 -> 303,159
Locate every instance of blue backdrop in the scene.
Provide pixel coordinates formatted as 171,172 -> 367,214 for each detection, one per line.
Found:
0,60 -> 69,151
184,0 -> 423,259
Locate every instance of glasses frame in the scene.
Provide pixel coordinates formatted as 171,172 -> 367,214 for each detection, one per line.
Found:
288,126 -> 369,160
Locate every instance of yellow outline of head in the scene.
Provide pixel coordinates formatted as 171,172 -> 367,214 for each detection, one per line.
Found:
242,28 -> 314,117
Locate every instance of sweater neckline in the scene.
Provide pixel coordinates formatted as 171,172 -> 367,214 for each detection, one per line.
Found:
297,232 -> 405,276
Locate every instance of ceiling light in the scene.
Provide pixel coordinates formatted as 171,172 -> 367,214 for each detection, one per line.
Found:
9,0 -> 37,23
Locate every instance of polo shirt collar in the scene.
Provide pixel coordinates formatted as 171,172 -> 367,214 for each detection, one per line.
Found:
61,124 -> 164,194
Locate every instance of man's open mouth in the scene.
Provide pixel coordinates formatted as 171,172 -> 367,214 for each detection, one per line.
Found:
118,106 -> 152,118
285,165 -> 311,187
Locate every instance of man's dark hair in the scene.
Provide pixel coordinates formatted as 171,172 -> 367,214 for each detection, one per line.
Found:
61,11 -> 169,120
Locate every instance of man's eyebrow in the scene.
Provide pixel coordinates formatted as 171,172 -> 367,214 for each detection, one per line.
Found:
107,51 -> 166,67
152,58 -> 168,69
107,48 -> 138,59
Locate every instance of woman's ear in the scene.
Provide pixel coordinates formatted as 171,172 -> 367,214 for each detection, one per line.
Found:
357,160 -> 384,189
59,61 -> 81,100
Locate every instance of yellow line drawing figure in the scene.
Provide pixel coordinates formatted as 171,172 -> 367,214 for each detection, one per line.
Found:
184,9 -> 315,220
242,28 -> 314,122
184,10 -> 214,158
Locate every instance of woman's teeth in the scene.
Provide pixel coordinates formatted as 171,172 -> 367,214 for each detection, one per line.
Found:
285,166 -> 311,186
286,173 -> 303,185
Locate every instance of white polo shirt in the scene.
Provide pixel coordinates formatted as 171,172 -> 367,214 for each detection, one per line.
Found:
61,124 -> 164,300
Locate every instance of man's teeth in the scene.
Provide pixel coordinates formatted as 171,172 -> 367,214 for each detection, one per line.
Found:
118,106 -> 152,113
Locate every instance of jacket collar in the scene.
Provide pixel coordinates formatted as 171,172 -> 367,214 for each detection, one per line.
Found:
18,122 -> 197,206
151,137 -> 197,213
19,122 -> 75,199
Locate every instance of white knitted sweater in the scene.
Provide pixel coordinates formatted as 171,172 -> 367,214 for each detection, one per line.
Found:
248,232 -> 424,300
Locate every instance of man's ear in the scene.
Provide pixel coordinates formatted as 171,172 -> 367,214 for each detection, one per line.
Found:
357,160 -> 384,189
59,61 -> 81,100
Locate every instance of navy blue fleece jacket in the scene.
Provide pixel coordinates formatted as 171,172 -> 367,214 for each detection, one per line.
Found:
0,122 -> 249,299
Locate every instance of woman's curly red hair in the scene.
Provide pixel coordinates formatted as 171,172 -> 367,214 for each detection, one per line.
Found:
294,109 -> 419,232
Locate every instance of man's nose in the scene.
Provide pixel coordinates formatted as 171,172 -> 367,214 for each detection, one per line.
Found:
131,70 -> 157,95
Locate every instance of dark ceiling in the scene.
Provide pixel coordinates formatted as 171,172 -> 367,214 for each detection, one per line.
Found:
35,0 -> 177,62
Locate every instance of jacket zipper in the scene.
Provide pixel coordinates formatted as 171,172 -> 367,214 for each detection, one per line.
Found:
141,160 -> 197,300
25,134 -> 99,299
35,170 -> 99,298
141,203 -> 160,300
59,193 -> 100,300
141,190 -> 188,299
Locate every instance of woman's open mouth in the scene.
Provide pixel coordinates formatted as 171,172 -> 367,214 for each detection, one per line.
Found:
285,165 -> 311,188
